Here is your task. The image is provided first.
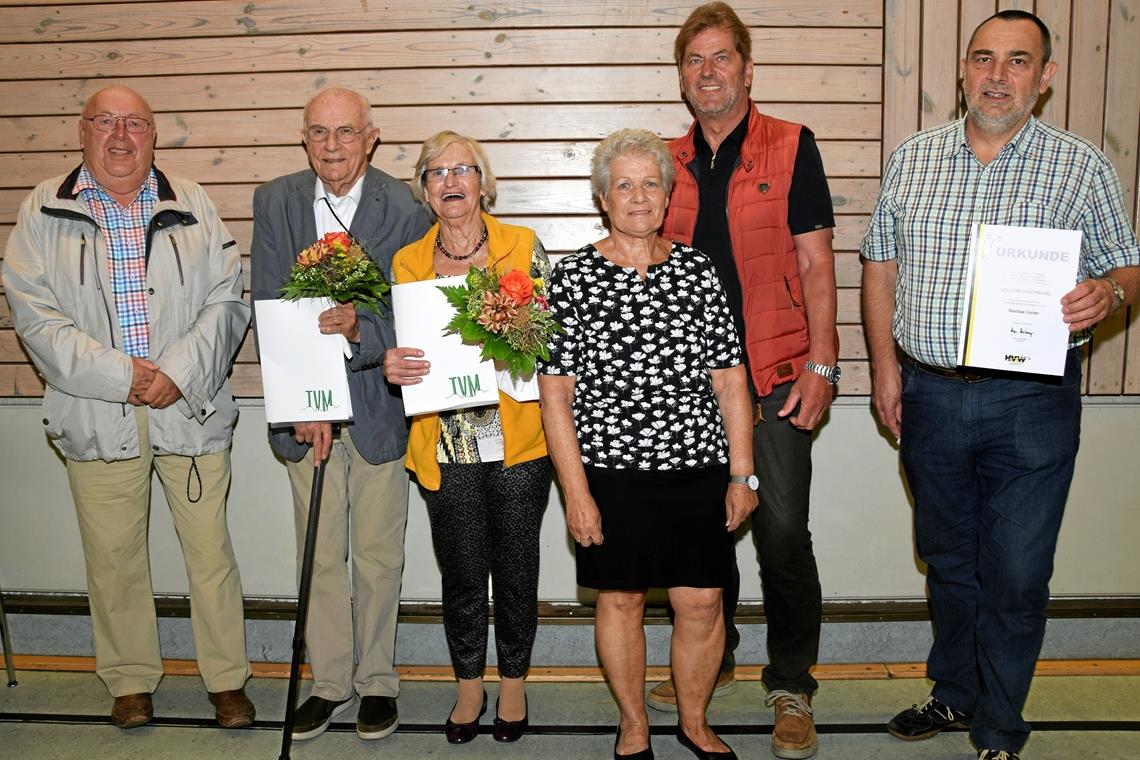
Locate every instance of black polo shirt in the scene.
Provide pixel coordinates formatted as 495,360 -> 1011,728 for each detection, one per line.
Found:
689,108 -> 835,346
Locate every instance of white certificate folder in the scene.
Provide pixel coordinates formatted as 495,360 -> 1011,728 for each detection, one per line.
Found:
392,276 -> 499,416
254,298 -> 354,426
957,224 -> 1081,376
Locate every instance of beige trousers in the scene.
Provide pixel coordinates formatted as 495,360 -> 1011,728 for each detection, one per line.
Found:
286,430 -> 408,700
66,408 -> 250,697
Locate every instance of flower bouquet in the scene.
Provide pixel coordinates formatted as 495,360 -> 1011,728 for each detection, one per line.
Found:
280,231 -> 390,313
438,267 -> 562,380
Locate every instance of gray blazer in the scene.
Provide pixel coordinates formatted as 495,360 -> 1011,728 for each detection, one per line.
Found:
250,166 -> 430,464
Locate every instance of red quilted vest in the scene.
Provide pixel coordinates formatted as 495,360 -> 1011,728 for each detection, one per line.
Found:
662,105 -> 821,397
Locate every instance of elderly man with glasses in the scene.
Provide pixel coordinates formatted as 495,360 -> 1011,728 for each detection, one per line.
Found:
2,85 -> 254,729
249,86 -> 429,743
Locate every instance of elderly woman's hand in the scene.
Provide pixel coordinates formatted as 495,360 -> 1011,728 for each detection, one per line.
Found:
725,483 -> 758,532
383,346 -> 431,385
566,494 -> 605,547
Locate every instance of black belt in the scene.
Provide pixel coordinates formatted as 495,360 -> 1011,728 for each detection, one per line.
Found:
905,356 -> 996,383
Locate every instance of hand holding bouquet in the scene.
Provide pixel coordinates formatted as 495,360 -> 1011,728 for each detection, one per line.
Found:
438,267 -> 562,379
281,232 -> 390,314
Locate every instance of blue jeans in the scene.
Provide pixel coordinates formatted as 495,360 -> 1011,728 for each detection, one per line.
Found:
900,349 -> 1082,753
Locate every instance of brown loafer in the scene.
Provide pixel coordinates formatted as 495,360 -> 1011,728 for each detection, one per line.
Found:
111,692 -> 153,729
209,687 -> 256,728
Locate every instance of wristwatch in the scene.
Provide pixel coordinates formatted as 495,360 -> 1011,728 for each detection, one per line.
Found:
730,474 -> 759,490
1104,276 -> 1125,314
803,361 -> 841,385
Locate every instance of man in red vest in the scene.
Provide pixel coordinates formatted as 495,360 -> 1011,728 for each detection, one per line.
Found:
653,4 -> 839,758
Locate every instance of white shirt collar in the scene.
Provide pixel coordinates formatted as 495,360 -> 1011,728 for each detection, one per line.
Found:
313,173 -> 365,237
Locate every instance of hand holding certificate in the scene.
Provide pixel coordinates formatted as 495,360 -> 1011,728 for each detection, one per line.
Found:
957,224 -> 1081,376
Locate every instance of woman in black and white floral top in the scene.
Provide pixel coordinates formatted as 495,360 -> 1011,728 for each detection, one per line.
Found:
538,129 -> 757,760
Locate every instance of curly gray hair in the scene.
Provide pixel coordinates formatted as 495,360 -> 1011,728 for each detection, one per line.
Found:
590,128 -> 675,202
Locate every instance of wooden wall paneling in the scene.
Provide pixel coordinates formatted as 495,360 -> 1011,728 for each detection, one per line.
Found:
1066,0 -> 1109,145
1067,0 -> 1119,392
0,65 -> 883,115
881,0 -> 922,160
921,0 -> 964,130
0,1 -> 884,41
1035,0 -> 1072,130
1,103 -> 882,151
1,28 -> 883,81
1105,0 -> 1140,393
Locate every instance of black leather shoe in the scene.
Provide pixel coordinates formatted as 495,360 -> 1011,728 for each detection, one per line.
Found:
676,726 -> 737,759
492,695 -> 528,742
888,695 -> 971,741
444,690 -> 487,744
291,695 -> 353,740
614,726 -> 654,759
356,695 -> 398,740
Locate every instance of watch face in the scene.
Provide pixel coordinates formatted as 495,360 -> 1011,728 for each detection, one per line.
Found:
747,474 -> 759,489
830,365 -> 842,384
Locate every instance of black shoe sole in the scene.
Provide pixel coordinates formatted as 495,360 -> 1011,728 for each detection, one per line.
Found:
887,721 -> 968,741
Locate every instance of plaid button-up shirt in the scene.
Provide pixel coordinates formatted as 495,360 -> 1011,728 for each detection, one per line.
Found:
74,165 -> 158,358
861,116 -> 1140,368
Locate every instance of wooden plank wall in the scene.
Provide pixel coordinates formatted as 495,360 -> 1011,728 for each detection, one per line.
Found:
0,0 -> 1135,398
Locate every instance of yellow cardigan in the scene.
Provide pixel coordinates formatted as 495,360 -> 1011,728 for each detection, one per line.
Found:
392,212 -> 548,491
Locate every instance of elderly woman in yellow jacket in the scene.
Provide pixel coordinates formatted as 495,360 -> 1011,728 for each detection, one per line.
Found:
383,131 -> 551,745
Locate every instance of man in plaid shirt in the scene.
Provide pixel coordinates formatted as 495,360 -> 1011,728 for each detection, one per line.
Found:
861,11 -> 1139,760
2,86 -> 253,730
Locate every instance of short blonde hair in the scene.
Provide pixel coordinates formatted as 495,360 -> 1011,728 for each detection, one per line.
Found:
590,128 -> 675,202
411,131 -> 497,218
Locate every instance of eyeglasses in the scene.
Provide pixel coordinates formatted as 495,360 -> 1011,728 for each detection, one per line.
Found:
421,164 -> 481,182
304,125 -> 369,144
83,114 -> 152,134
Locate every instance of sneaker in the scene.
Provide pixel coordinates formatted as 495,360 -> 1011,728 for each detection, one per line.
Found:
978,751 -> 1020,760
647,670 -> 737,712
356,695 -> 399,740
765,690 -> 817,759
291,695 -> 354,740
887,695 -> 971,741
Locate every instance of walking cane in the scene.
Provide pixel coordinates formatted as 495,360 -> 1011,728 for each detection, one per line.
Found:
278,460 -> 326,760
0,582 -> 17,687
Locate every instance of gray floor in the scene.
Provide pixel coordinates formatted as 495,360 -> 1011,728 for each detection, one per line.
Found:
2,670 -> 1138,759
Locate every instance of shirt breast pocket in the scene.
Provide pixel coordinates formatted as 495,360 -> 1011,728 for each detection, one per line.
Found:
994,201 -> 1057,229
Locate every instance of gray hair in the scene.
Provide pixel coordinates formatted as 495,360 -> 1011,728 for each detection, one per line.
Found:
411,131 -> 497,218
590,129 -> 675,202
303,86 -> 373,129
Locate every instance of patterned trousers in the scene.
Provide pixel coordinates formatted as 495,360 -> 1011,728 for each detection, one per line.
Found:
422,457 -> 552,679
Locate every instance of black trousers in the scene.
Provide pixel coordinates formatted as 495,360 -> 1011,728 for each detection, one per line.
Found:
722,381 -> 822,695
422,457 -> 552,680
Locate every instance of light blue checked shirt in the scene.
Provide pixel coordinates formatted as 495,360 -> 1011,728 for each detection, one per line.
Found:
75,165 -> 158,358
861,116 -> 1140,368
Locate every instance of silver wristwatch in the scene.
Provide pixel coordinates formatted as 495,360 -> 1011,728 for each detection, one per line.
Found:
730,474 -> 759,490
1105,276 -> 1125,314
803,361 -> 841,385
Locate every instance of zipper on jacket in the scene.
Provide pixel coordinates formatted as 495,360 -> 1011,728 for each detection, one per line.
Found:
784,276 -> 802,308
79,234 -> 87,285
168,233 -> 185,286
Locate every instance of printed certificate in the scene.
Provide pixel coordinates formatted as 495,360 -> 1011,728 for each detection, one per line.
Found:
254,297 -> 354,426
957,224 -> 1081,376
392,276 -> 499,416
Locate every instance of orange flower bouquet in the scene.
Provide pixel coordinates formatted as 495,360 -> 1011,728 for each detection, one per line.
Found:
438,267 -> 562,379
280,231 -> 390,314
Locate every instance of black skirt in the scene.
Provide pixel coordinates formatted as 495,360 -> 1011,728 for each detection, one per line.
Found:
576,464 -> 734,590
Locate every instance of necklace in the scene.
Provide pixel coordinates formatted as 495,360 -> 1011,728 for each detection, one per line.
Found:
436,224 -> 488,261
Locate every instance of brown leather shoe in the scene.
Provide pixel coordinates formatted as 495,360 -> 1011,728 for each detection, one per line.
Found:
111,692 -> 153,729
647,670 -> 737,712
766,691 -> 817,759
209,688 -> 256,728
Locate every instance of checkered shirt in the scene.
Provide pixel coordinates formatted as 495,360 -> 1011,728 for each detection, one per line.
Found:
74,165 -> 158,358
861,116 -> 1140,368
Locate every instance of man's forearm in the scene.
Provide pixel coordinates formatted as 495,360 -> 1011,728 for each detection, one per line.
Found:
795,228 -> 838,365
861,258 -> 899,372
